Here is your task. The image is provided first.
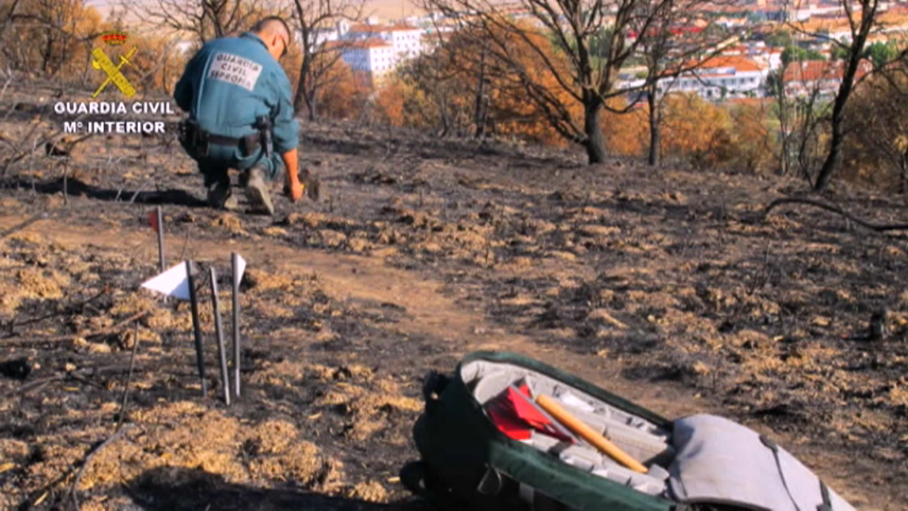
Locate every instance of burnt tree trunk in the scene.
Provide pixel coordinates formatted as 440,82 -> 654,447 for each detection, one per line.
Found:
305,88 -> 318,121
900,146 -> 908,194
293,18 -> 316,121
583,95 -> 606,164
814,92 -> 849,190
814,2 -> 877,191
41,34 -> 54,74
473,47 -> 487,138
647,86 -> 661,167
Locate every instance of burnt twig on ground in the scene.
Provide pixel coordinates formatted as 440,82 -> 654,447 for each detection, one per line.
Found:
0,310 -> 148,346
68,425 -> 134,510
0,212 -> 47,239
0,363 -> 137,401
4,285 -> 111,335
764,197 -> 908,232
116,321 -> 142,432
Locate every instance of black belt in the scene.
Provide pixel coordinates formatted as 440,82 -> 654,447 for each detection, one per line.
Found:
207,133 -> 244,147
205,131 -> 261,157
179,118 -> 261,158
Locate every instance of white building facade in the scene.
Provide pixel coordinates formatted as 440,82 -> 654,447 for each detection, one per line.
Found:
345,23 -> 424,61
620,56 -> 768,101
318,21 -> 425,84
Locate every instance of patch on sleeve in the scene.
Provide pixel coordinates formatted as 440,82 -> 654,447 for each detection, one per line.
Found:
207,52 -> 263,91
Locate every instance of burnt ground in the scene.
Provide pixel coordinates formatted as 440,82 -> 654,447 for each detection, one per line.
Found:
0,88 -> 907,510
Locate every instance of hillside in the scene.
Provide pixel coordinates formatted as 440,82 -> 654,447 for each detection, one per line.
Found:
0,90 -> 907,509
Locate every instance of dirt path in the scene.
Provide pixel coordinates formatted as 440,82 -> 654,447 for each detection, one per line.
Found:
0,214 -> 519,351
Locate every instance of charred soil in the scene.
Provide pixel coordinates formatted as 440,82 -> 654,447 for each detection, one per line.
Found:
0,93 -> 907,510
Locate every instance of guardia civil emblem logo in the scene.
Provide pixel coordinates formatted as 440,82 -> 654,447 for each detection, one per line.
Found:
92,31 -> 137,98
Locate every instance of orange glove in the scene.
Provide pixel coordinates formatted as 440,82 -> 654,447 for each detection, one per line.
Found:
282,148 -> 303,202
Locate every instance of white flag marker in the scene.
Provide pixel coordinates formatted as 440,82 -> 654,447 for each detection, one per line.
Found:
234,254 -> 247,287
141,261 -> 190,300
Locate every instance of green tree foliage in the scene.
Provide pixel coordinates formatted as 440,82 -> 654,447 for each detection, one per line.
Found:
864,41 -> 897,68
766,30 -> 793,48
781,46 -> 825,67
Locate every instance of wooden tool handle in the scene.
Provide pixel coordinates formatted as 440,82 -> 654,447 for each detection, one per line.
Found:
536,394 -> 648,474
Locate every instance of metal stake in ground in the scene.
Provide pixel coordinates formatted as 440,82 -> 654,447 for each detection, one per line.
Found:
186,261 -> 206,397
155,206 -> 165,272
231,252 -> 242,398
209,266 -> 230,405
155,206 -> 167,304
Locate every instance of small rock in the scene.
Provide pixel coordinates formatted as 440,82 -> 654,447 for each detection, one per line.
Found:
211,213 -> 245,235
88,342 -> 112,354
348,238 -> 370,253
371,247 -> 399,258
811,316 -> 831,327
263,226 -> 288,237
691,362 -> 710,376
417,242 -> 443,254
512,257 -> 533,267
319,229 -> 347,248
288,212 -> 326,228
547,250 -> 576,262
735,329 -> 772,350
587,309 -> 627,329
669,192 -> 688,204
578,224 -> 621,237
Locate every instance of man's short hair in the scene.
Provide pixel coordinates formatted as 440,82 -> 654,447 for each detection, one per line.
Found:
252,16 -> 291,39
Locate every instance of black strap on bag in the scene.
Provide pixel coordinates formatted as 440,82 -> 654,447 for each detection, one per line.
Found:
760,435 -> 804,511
817,481 -> 834,511
476,466 -> 503,496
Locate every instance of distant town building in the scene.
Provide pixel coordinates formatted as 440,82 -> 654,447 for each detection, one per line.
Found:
306,2 -> 908,94
317,19 -> 424,86
619,55 -> 768,102
355,24 -> 421,58
782,59 -> 873,97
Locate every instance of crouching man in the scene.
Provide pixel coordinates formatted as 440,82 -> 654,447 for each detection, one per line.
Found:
174,16 -> 304,215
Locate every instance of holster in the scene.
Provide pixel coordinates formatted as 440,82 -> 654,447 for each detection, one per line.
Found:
178,118 -> 209,158
179,117 -> 269,159
241,133 -> 260,157
254,115 -> 273,159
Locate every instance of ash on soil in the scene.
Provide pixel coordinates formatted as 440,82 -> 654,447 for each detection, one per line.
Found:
1,92 -> 907,509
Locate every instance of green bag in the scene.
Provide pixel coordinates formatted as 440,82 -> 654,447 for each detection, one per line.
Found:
403,351 -> 854,511
403,351 -> 675,511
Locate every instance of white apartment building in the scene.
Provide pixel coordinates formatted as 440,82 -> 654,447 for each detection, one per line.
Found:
345,23 -> 423,60
319,20 -> 425,84
339,37 -> 397,75
620,56 -> 768,101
